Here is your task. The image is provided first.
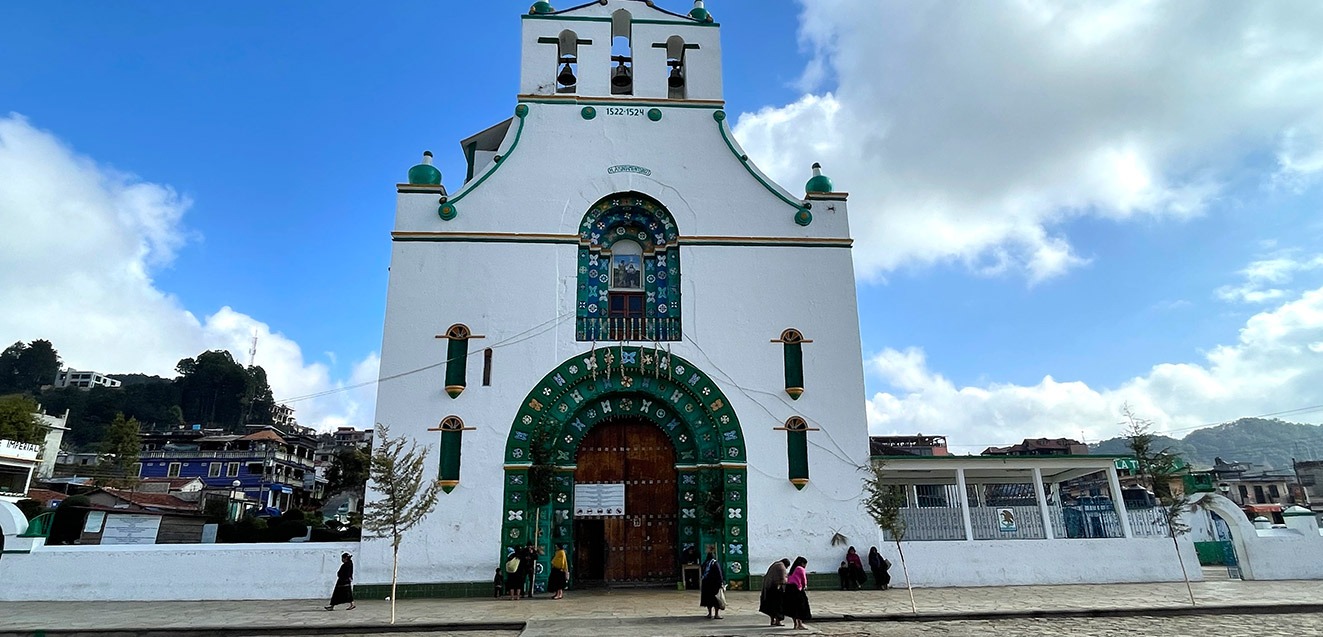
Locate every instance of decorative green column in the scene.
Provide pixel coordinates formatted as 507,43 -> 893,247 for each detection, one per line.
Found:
438,324 -> 483,398
776,417 -> 818,490
431,416 -> 475,494
772,329 -> 811,400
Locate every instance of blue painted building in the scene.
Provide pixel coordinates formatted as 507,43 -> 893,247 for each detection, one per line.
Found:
138,425 -> 323,513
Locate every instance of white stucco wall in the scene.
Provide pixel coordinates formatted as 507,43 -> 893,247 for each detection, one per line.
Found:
370,11 -> 871,586
879,537 -> 1203,588
0,542 -> 358,601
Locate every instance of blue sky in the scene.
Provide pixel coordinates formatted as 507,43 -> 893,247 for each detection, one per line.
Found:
3,1 -> 1323,451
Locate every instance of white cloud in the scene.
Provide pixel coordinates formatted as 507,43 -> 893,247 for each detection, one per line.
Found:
1215,250 -> 1323,304
868,284 -> 1323,453
0,114 -> 375,431
734,0 -> 1323,282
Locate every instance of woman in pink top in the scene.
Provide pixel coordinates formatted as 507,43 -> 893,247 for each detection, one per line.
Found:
784,556 -> 811,630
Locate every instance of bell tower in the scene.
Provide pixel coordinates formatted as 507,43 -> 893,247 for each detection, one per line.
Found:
519,0 -> 723,102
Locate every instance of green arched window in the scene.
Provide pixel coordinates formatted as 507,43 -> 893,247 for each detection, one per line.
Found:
576,193 -> 681,341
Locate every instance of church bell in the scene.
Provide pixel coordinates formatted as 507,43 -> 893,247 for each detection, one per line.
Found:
557,57 -> 577,87
611,61 -> 633,89
667,64 -> 685,89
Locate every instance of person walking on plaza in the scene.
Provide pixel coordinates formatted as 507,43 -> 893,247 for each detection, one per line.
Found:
699,550 -> 725,619
845,546 -> 866,590
784,556 -> 812,630
868,546 -> 891,590
505,548 -> 525,601
324,552 -> 356,611
548,544 -> 569,600
759,558 -> 790,626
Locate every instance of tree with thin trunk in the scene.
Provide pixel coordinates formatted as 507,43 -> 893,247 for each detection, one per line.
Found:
860,461 -> 917,614
99,412 -> 142,491
361,423 -> 441,624
1122,404 -> 1196,605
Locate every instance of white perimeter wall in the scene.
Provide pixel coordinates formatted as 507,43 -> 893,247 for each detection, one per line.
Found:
0,542 -> 358,601
883,537 -> 1203,588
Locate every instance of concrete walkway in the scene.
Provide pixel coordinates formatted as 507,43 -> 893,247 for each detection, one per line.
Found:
4,578 -> 1323,636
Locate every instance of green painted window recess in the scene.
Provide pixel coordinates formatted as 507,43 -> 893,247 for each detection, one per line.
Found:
441,324 -> 483,398
773,328 -> 811,399
432,416 -> 475,493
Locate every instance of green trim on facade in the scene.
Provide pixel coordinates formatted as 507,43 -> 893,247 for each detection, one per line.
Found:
581,106 -> 597,120
783,342 -> 804,399
445,338 -> 469,398
519,97 -> 724,109
521,14 -> 719,27
647,108 -> 663,121
713,111 -> 812,221
391,234 -> 853,249
576,193 -> 682,342
500,346 -> 751,592
787,429 -> 809,490
441,104 -> 531,220
354,581 -> 501,600
439,428 -> 464,494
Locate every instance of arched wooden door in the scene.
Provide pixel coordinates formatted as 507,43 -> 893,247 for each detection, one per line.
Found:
573,419 -> 678,584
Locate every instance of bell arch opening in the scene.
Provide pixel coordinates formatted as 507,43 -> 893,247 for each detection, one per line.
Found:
499,346 -> 750,591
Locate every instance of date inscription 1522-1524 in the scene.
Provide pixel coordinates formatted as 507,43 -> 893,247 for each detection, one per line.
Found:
605,107 -> 645,117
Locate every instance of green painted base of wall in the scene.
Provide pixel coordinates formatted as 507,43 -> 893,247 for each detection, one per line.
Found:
355,581 -> 497,600
746,572 -> 847,592
1194,541 -> 1228,566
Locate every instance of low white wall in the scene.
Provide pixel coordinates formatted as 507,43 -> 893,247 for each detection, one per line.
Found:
886,537 -> 1201,587
0,542 -> 360,601
1239,534 -> 1323,580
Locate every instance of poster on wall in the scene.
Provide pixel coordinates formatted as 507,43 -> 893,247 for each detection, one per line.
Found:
997,508 -> 1018,533
574,483 -> 626,517
99,514 -> 162,545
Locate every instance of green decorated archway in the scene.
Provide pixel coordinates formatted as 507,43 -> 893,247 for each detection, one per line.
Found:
500,346 -> 751,590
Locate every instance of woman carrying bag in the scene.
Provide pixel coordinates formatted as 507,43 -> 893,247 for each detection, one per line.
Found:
699,550 -> 725,619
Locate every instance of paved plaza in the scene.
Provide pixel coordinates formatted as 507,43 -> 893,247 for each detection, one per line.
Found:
4,576 -> 1323,636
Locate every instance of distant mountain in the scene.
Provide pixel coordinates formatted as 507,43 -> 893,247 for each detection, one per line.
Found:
1089,418 -> 1323,471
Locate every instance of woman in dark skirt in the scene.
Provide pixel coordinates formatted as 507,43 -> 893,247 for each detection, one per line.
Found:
784,556 -> 811,630
548,545 -> 569,600
759,558 -> 790,626
699,551 -> 725,619
325,552 -> 356,610
868,546 -> 891,590
505,548 -> 526,601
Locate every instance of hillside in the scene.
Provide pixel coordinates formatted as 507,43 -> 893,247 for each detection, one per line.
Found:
1089,417 -> 1323,471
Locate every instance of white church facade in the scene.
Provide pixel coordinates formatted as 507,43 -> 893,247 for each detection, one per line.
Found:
361,0 -> 876,592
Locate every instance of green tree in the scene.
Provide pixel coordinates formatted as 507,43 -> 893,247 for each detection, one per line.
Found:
99,413 -> 142,489
175,350 -> 274,431
861,461 -> 917,613
0,340 -> 62,394
1122,404 -> 1195,605
362,424 -> 441,624
326,447 -> 371,496
0,394 -> 44,444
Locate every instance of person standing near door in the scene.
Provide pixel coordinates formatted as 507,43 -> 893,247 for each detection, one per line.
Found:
699,551 -> 725,619
548,544 -> 569,600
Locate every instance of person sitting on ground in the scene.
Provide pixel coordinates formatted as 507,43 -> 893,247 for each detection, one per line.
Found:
845,546 -> 866,590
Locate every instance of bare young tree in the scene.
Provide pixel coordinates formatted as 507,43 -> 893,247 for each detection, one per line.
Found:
362,423 -> 442,624
860,462 -> 917,614
1121,404 -> 1196,605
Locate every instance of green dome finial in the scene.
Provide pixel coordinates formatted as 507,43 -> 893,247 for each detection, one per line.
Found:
805,162 -> 834,194
530,1 -> 555,15
408,151 -> 442,186
690,0 -> 712,22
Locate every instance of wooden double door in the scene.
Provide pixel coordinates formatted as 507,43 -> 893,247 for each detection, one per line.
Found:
573,419 -> 678,584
